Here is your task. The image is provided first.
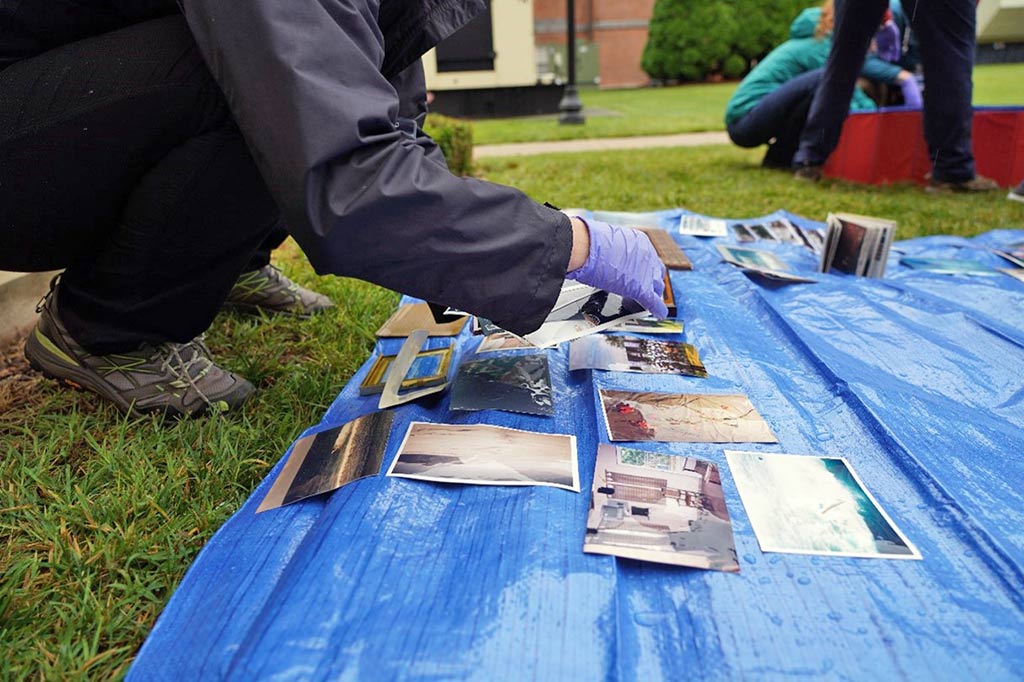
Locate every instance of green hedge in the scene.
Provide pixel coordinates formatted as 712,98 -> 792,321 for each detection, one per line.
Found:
642,0 -> 812,83
424,114 -> 474,176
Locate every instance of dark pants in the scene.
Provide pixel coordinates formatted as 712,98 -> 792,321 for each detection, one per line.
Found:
0,16 -> 282,353
727,69 -> 823,169
795,0 -> 977,182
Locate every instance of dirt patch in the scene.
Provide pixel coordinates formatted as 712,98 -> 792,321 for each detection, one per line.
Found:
0,331 -> 42,414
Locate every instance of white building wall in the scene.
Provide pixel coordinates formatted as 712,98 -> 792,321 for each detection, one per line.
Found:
424,0 -> 538,91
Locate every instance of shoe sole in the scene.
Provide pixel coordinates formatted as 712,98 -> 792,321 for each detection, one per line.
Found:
1009,192 -> 1024,204
25,329 -> 223,419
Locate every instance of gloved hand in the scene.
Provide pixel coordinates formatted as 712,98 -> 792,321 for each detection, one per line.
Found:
899,76 -> 923,109
874,21 -> 901,63
566,218 -> 668,318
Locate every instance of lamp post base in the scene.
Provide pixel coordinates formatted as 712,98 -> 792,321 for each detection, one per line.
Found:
558,85 -> 585,125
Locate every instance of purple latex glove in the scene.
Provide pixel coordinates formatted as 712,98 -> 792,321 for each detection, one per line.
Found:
874,21 -> 901,62
567,218 -> 668,318
900,77 -> 923,109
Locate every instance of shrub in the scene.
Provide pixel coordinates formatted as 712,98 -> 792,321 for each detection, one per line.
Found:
424,114 -> 474,176
642,0 -> 811,82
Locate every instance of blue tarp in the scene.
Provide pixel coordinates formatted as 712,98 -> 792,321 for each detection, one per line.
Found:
129,211 -> 1024,681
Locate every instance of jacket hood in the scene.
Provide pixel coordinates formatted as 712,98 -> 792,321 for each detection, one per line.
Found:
789,7 -> 821,40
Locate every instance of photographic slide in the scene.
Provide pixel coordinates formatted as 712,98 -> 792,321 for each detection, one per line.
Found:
618,317 -> 684,335
678,214 -> 728,238
257,411 -> 395,513
376,303 -> 468,337
387,422 -> 579,491
599,389 -> 777,443
992,246 -> 1024,268
569,335 -> 707,377
766,218 -> 804,245
900,257 -> 997,276
716,245 -> 816,283
524,289 -> 647,348
732,224 -> 755,243
725,451 -> 921,559
999,268 -> 1024,283
746,223 -> 775,241
450,354 -> 554,416
584,444 -> 740,572
359,346 -> 452,395
476,331 -> 536,353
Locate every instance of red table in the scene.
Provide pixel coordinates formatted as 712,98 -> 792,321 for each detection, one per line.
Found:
823,106 -> 1024,187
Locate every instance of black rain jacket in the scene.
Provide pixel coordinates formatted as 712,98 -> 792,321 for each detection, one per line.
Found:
0,0 -> 573,335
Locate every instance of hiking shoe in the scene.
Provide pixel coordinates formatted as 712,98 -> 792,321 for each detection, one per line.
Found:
25,284 -> 254,418
793,164 -> 823,182
926,175 -> 999,194
224,265 -> 333,317
1009,180 -> 1024,204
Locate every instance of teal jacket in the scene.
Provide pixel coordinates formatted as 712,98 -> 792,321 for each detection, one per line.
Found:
725,8 -> 901,125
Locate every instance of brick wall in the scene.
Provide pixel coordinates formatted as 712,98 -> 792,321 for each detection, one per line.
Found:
534,0 -> 655,88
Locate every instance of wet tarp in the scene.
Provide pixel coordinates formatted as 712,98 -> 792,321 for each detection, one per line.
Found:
129,211 -> 1024,681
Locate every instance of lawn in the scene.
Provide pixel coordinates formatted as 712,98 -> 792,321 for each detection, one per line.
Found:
2,143 -> 1022,680
471,63 -> 1024,145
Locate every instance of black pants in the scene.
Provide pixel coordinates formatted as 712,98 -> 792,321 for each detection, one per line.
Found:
795,0 -> 977,181
0,15 -> 282,353
727,69 -> 823,169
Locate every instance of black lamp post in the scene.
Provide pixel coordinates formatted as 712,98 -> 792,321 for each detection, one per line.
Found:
558,0 -> 585,124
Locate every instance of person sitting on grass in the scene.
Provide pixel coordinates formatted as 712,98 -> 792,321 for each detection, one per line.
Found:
1,0 -> 667,419
724,0 -> 919,169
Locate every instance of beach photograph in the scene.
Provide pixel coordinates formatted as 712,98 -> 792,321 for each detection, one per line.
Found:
387,422 -> 579,491
725,451 -> 921,559
257,411 -> 395,512
450,354 -> 554,416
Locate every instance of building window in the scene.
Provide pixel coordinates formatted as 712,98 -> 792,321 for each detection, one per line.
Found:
435,0 -> 495,72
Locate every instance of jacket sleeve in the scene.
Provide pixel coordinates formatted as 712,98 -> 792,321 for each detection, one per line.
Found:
860,54 -> 901,84
179,0 -> 572,336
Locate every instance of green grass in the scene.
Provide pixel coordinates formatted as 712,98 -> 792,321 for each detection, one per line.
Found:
477,145 -> 1024,238
1,144 -> 1021,680
470,82 -> 735,145
0,250 -> 398,681
470,63 -> 1024,145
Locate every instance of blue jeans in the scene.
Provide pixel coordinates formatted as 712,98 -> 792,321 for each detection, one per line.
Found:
727,69 -> 823,169
795,0 -> 977,182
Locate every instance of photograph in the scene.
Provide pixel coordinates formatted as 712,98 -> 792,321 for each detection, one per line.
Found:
999,268 -> 1024,283
387,422 -> 579,491
767,218 -> 804,245
618,317 -> 685,335
746,223 -> 775,241
732,223 -> 755,243
716,244 -> 816,283
585,444 -> 740,571
475,331 -> 536,353
717,244 -> 791,271
725,451 -> 921,559
599,389 -> 777,443
678,214 -> 728,238
449,354 -> 554,416
524,288 -> 647,348
359,346 -> 452,395
376,302 -> 468,337
257,411 -> 395,513
569,334 -> 707,377
900,257 -> 998,276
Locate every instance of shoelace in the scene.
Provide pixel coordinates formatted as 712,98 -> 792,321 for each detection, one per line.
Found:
265,265 -> 300,293
154,336 -> 219,410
